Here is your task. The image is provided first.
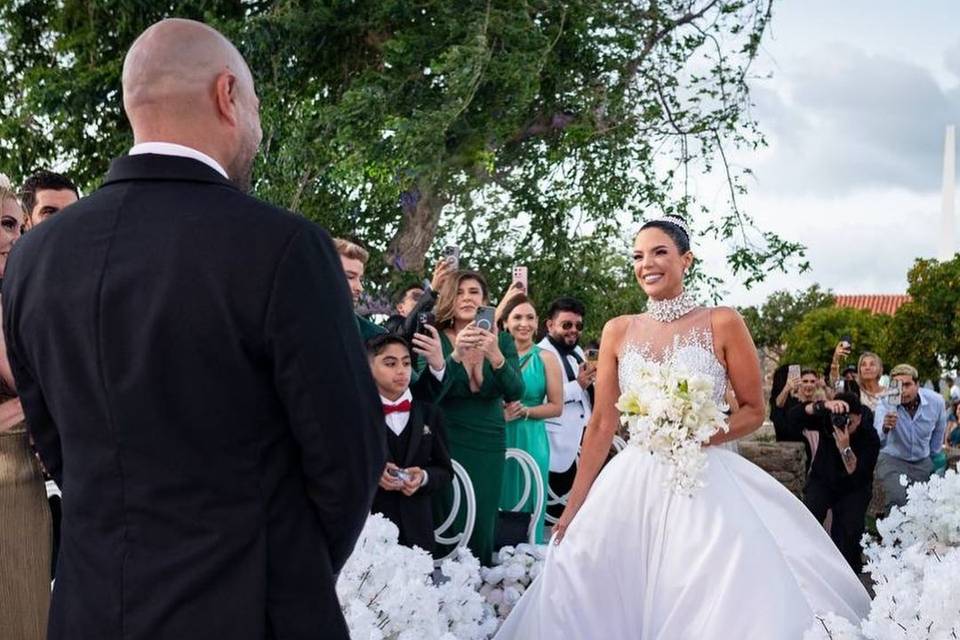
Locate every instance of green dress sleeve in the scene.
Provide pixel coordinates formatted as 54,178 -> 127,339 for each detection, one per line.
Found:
356,314 -> 387,341
488,330 -> 525,402
413,331 -> 463,402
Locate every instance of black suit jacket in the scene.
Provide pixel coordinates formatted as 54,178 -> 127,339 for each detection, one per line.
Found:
371,401 -> 452,553
2,154 -> 386,640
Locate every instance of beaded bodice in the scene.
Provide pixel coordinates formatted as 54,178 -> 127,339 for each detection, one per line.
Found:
617,308 -> 728,407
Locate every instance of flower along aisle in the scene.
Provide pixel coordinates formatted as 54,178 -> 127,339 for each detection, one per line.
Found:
478,544 -> 547,620
337,514 -> 547,639
806,470 -> 960,640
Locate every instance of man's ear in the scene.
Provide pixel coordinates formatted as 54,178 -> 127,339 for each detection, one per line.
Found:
214,71 -> 239,127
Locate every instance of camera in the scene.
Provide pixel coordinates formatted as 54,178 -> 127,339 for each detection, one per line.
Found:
830,413 -> 850,429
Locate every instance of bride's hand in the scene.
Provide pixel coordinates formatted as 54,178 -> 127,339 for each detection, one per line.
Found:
552,505 -> 578,545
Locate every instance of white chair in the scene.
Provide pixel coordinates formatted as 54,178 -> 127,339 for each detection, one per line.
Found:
434,459 -> 476,563
503,448 -> 546,545
45,479 -> 61,499
545,454 -> 577,526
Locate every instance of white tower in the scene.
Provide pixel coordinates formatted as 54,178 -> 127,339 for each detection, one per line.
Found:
939,124 -> 956,261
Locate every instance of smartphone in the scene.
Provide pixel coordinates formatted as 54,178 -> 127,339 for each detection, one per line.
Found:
387,467 -> 411,482
475,305 -> 496,332
416,311 -> 435,335
512,265 -> 528,291
839,334 -> 852,350
787,364 -> 801,382
886,379 -> 902,406
442,245 -> 460,270
585,348 -> 600,363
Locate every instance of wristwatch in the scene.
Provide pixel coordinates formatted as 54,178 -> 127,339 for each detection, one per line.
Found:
841,446 -> 854,459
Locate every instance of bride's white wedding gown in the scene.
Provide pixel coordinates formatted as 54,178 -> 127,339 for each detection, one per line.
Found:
494,310 -> 870,639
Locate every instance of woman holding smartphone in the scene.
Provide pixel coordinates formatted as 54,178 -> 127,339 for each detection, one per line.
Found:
422,270 -> 525,564
498,293 -> 562,543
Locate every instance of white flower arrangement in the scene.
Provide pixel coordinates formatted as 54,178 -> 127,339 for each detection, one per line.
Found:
805,469 -> 960,640
616,360 -> 728,494
479,543 -> 547,621
337,513 -> 499,640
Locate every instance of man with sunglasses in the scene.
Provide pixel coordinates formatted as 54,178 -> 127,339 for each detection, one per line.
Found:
538,297 -> 594,520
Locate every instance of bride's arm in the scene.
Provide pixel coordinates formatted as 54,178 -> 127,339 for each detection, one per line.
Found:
709,307 -> 764,444
553,316 -> 628,543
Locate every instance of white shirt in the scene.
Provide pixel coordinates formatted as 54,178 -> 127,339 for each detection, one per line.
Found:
381,389 -> 413,436
129,142 -> 229,179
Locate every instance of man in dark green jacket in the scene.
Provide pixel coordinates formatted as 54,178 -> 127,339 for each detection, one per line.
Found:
333,237 -> 387,341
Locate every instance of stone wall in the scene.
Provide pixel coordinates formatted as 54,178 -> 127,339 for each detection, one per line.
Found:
738,440 -> 807,498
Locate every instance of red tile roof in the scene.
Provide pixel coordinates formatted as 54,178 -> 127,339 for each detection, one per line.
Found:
834,294 -> 911,316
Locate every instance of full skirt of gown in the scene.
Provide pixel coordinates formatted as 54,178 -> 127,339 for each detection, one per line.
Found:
494,444 -> 871,639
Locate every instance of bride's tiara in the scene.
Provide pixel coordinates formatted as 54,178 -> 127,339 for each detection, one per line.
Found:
642,214 -> 690,240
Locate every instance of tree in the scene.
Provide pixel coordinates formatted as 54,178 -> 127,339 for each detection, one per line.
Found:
739,285 -> 835,367
0,0 -> 804,311
780,306 -> 890,373
884,256 -> 960,380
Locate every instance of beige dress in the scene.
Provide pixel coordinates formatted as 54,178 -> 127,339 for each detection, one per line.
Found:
0,424 -> 51,640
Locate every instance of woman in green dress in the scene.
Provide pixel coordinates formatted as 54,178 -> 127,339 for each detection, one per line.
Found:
498,293 -> 562,544
422,270 -> 524,565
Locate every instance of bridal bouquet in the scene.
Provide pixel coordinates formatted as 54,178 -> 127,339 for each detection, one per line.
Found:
616,360 -> 728,494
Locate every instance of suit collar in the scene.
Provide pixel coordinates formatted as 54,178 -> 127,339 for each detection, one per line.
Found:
103,154 -> 238,190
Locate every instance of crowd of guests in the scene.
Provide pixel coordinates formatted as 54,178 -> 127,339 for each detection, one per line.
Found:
3,168 -> 954,590
769,344 -> 952,572
331,238 -> 597,564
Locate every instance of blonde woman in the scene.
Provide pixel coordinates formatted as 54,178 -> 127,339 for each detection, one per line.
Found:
857,351 -> 886,411
0,173 -> 51,640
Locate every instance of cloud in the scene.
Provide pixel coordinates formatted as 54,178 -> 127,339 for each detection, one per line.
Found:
702,186 -> 941,307
945,38 -> 960,80
745,44 -> 960,196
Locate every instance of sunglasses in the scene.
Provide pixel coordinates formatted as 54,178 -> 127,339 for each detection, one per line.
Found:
560,321 -> 584,331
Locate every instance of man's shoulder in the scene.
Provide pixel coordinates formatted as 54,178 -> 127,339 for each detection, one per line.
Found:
920,387 -> 945,407
537,337 -> 561,357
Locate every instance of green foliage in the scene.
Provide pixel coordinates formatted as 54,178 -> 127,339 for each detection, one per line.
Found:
0,0 -> 803,315
883,256 -> 960,380
780,306 -> 890,373
739,285 -> 835,364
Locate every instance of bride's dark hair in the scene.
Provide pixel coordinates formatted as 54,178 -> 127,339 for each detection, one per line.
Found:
639,215 -> 690,254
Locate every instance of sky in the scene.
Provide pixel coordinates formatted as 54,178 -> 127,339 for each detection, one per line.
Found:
689,0 -> 960,307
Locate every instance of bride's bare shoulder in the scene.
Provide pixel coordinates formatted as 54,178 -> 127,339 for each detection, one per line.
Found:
599,315 -> 635,350
708,306 -> 750,338
602,314 -> 635,335
709,306 -> 745,324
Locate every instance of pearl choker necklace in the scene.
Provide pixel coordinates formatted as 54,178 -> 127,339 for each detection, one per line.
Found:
647,291 -> 697,323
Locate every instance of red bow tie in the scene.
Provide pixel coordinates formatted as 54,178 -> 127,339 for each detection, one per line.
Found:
383,399 -> 412,415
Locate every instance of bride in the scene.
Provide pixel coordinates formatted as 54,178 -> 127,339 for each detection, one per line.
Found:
494,216 -> 870,639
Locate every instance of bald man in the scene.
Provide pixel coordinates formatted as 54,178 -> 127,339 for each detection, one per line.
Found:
2,19 -> 384,640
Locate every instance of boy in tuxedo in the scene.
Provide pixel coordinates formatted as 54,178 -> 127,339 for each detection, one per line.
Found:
367,334 -> 452,554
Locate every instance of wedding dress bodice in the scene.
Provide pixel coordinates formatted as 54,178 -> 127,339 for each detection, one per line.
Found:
617,308 -> 728,407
